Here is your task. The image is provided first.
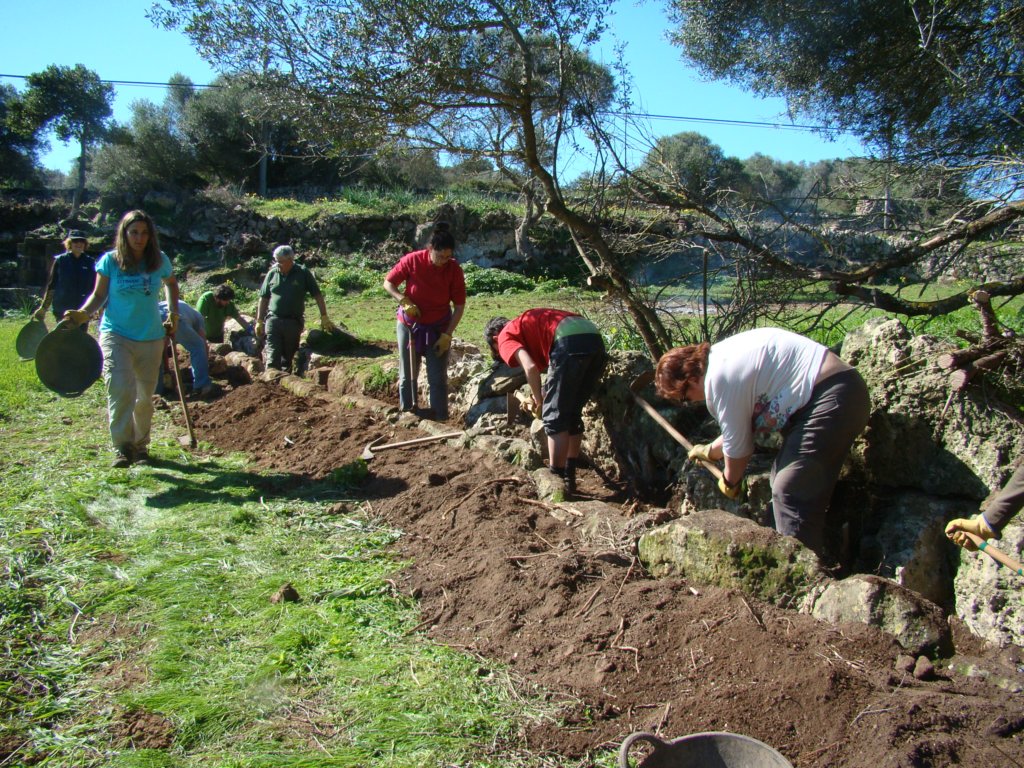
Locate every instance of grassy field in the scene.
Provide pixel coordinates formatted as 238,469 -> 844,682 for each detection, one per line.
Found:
0,317 -> 603,768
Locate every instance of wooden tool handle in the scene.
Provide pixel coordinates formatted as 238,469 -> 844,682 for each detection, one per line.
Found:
631,393 -> 723,481
965,532 -> 1024,576
374,432 -> 463,452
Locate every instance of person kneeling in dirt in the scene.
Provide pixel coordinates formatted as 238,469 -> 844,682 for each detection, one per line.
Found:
946,462 -> 1024,551
383,222 -> 466,421
485,309 -> 607,498
196,283 -> 250,345
655,328 -> 870,555
254,245 -> 338,374
158,300 -> 215,398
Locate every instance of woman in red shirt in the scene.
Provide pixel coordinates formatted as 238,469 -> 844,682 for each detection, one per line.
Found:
383,223 -> 466,420
485,308 -> 607,497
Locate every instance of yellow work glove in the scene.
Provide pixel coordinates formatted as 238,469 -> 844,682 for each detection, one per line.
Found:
433,332 -> 452,357
321,316 -> 338,333
717,476 -> 742,500
688,443 -> 714,463
32,305 -> 48,321
255,320 -> 266,340
62,309 -> 90,327
945,515 -> 995,551
399,295 -> 420,319
163,312 -> 179,337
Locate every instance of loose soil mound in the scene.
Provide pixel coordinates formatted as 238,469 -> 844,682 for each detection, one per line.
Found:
189,381 -> 1024,767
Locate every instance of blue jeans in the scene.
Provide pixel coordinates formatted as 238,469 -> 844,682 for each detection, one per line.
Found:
175,321 -> 211,389
396,320 -> 449,419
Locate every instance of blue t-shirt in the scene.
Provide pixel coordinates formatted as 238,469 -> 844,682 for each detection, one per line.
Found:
97,250 -> 174,341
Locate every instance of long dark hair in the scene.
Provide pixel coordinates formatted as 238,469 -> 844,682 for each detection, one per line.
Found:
114,210 -> 162,273
429,221 -> 456,251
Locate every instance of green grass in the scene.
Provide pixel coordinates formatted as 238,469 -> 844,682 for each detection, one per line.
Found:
246,189 -> 525,221
0,316 -> 593,768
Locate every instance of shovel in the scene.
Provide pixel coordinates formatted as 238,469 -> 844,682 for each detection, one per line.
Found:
362,431 -> 463,460
630,369 -> 723,482
963,531 -> 1024,576
167,334 -> 198,449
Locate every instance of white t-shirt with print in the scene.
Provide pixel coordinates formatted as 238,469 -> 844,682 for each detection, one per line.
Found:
704,328 -> 828,459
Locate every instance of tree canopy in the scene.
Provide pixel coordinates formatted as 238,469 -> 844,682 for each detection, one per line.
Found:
665,0 -> 1024,195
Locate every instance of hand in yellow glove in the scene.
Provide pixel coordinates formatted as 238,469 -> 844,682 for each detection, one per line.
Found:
63,309 -> 90,327
32,305 -> 48,321
321,316 -> 338,333
433,332 -> 452,357
688,443 -> 715,463
399,296 -> 420,319
255,321 -> 266,340
717,476 -> 742,500
163,312 -> 179,337
945,514 -> 995,551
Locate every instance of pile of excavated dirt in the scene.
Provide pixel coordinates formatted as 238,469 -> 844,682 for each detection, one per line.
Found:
187,379 -> 1024,767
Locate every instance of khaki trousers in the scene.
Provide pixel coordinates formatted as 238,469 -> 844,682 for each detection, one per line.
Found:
100,332 -> 164,453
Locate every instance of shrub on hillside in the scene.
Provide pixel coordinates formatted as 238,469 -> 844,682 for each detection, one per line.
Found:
462,263 -> 534,295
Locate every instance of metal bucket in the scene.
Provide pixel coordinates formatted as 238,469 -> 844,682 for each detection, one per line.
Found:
34,320 -> 103,398
16,318 -> 48,361
619,731 -> 794,768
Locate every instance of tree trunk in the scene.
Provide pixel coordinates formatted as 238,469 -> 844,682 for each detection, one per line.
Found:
71,136 -> 87,218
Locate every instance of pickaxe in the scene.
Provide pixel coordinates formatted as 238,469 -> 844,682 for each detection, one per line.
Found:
361,431 -> 463,460
964,531 -> 1024,576
629,369 -> 722,482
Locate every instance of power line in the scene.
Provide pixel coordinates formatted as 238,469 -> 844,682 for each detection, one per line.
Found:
0,73 -> 220,89
0,72 -> 835,133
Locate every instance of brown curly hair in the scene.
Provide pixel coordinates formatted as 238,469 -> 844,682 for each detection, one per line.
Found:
655,343 -> 710,401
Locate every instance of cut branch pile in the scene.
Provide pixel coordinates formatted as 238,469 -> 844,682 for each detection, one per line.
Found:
936,290 -> 1021,391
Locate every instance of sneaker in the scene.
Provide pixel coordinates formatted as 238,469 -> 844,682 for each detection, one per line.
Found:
133,449 -> 151,465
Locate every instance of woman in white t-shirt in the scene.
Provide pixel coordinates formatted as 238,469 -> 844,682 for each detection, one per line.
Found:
655,327 -> 870,554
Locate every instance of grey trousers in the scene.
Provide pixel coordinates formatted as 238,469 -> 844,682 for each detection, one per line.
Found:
396,320 -> 450,419
986,462 -> 1024,534
770,368 -> 870,553
266,315 -> 302,373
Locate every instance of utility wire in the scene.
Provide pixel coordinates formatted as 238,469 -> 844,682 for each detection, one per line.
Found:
0,72 -> 834,132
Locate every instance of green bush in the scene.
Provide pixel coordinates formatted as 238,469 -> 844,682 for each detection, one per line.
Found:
462,263 -> 534,295
334,265 -> 383,294
363,364 -> 398,395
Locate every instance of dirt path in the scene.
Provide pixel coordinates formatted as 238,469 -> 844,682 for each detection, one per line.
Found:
188,379 -> 1024,767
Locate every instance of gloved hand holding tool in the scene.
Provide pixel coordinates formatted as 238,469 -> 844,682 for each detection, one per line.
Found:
255,320 -> 266,339
688,443 -> 715,463
717,475 -> 742,500
163,311 -> 179,337
945,515 -> 995,552
433,332 -> 451,358
399,295 -> 420,319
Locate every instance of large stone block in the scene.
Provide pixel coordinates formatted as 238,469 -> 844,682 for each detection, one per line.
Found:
637,509 -> 825,606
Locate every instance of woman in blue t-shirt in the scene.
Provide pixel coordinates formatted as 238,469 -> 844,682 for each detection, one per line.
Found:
64,210 -> 180,467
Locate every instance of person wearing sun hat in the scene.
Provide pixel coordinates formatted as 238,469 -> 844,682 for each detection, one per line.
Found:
33,230 -> 96,329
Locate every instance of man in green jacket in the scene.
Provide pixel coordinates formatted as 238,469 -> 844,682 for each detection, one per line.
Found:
196,283 -> 250,344
255,246 -> 338,373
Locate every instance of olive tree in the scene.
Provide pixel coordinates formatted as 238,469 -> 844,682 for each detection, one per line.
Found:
659,0 -> 1024,320
18,65 -> 114,214
152,0 -> 676,355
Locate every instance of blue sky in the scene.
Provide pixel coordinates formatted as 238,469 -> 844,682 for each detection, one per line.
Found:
4,0 -> 867,174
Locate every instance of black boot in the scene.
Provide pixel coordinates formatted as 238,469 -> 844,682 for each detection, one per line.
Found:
565,458 -> 578,499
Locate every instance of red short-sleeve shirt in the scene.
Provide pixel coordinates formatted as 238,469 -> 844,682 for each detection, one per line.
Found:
386,249 -> 467,325
496,308 -> 577,372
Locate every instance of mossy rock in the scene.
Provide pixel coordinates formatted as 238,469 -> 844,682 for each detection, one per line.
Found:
637,509 -> 826,605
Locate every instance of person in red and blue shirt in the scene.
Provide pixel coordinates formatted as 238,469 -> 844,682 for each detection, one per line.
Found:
485,308 -> 607,497
383,222 -> 466,421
